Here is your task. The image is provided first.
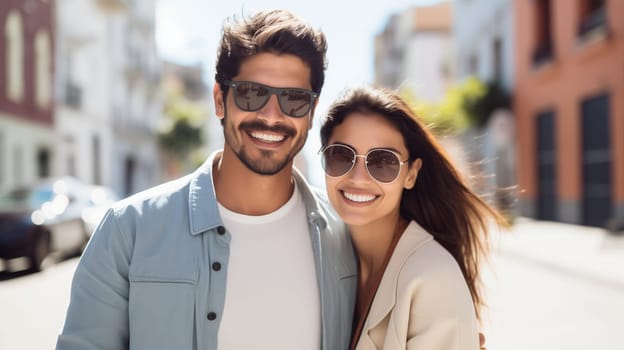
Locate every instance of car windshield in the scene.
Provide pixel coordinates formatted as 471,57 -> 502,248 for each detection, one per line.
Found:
0,187 -> 54,211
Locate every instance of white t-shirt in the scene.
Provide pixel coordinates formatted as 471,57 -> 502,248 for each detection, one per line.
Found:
217,182 -> 321,350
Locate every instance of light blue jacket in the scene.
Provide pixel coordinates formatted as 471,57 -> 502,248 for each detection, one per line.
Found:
56,153 -> 357,350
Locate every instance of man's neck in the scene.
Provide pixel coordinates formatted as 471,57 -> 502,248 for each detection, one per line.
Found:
213,150 -> 295,216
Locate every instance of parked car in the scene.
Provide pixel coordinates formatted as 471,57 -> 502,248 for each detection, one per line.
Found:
0,177 -> 117,272
81,185 -> 119,235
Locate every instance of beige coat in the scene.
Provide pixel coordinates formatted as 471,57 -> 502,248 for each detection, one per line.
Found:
354,221 -> 479,350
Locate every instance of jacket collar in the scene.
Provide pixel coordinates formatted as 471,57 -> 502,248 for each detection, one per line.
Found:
292,167 -> 328,228
188,150 -> 223,235
187,150 -> 327,235
362,221 -> 433,330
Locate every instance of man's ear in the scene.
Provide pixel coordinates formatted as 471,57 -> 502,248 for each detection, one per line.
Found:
404,158 -> 422,190
213,82 -> 225,119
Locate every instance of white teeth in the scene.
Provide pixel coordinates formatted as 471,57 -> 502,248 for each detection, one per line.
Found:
251,132 -> 285,143
343,191 -> 376,203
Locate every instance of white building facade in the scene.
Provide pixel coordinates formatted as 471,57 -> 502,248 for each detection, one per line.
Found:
453,0 -> 516,212
375,2 -> 453,102
55,0 -> 162,196
453,0 -> 514,90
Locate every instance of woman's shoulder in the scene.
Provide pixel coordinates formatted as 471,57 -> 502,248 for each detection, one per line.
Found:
395,221 -> 467,286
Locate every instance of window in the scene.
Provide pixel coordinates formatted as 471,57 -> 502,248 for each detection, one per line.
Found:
5,10 -> 24,102
0,131 -> 4,186
37,148 -> 51,178
124,156 -> 136,196
35,30 -> 52,109
533,0 -> 553,65
493,38 -> 503,83
13,145 -> 23,183
578,0 -> 607,37
92,135 -> 101,185
67,154 -> 76,177
468,54 -> 478,76
536,110 -> 557,221
581,93 -> 612,226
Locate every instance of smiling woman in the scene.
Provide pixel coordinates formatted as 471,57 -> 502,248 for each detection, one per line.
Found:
320,85 -> 507,350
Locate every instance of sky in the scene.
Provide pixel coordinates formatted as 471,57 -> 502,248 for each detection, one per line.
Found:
155,0 -> 445,186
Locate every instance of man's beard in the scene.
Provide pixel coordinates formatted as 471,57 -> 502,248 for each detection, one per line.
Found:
225,118 -> 307,176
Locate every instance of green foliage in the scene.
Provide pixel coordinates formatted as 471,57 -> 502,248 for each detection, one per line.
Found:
399,77 -> 510,134
463,80 -> 511,129
158,92 -> 205,158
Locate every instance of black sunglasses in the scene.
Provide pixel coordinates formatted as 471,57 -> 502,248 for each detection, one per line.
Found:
319,144 -> 408,183
224,80 -> 318,118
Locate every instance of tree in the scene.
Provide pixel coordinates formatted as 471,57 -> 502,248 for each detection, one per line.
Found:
463,80 -> 511,129
399,77 -> 485,135
400,77 -> 511,134
158,90 -> 206,176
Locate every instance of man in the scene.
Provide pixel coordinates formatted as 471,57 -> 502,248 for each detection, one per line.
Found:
57,9 -> 357,350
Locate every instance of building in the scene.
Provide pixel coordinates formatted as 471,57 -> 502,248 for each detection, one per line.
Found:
55,0 -> 113,190
454,0 -> 514,90
453,0 -> 516,214
0,0 -> 55,190
515,0 -> 624,227
55,0 -> 162,197
375,2 -> 453,101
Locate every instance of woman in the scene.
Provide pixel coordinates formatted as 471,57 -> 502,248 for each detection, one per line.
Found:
319,86 -> 507,350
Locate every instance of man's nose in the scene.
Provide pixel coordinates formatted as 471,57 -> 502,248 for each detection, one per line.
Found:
257,93 -> 285,122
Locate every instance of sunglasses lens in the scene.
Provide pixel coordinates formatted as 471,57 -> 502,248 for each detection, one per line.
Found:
278,89 -> 313,117
230,81 -> 314,117
367,149 -> 402,183
322,146 -> 355,177
232,82 -> 270,111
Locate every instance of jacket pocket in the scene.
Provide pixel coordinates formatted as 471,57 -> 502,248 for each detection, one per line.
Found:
128,263 -> 198,350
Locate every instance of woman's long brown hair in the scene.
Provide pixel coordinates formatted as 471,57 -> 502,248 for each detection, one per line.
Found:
321,85 -> 509,321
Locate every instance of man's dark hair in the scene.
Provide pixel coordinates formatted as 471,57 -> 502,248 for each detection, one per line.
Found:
215,9 -> 327,96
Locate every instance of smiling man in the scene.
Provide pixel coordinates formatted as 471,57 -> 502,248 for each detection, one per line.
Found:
56,9 -> 357,350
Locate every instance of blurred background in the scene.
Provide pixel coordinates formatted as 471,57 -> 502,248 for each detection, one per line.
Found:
0,0 -> 623,348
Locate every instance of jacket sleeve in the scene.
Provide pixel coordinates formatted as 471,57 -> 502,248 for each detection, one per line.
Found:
56,207 -> 134,350
404,246 -> 479,350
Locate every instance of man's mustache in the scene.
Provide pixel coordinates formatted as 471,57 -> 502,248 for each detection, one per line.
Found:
239,120 -> 296,138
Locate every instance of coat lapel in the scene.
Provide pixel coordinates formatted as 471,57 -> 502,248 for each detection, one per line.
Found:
359,221 -> 433,342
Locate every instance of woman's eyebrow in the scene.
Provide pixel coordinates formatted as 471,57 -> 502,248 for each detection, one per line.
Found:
330,142 -> 403,155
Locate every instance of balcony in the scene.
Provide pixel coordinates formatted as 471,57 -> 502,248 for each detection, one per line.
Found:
578,6 -> 608,39
95,0 -> 128,13
532,42 -> 553,67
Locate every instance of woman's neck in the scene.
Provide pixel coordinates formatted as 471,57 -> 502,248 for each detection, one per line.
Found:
349,215 -> 408,282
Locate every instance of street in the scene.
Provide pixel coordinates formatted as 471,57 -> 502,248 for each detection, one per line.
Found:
1,245 -> 623,349
0,258 -> 75,350
482,251 -> 624,349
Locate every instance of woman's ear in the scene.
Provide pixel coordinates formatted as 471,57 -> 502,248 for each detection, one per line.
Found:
404,158 -> 422,190
213,83 -> 225,119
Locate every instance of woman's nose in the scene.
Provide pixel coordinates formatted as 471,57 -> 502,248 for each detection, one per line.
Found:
348,156 -> 371,181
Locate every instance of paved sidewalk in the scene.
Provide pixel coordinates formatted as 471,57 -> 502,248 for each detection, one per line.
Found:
491,217 -> 624,290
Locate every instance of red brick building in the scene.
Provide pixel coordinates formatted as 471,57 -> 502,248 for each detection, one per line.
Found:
0,0 -> 55,188
515,0 -> 624,227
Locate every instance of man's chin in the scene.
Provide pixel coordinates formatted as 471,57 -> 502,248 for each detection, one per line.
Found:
239,153 -> 292,176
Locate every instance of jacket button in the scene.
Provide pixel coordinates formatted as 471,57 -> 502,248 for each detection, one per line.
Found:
212,262 -> 221,271
207,312 -> 217,320
217,226 -> 226,235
